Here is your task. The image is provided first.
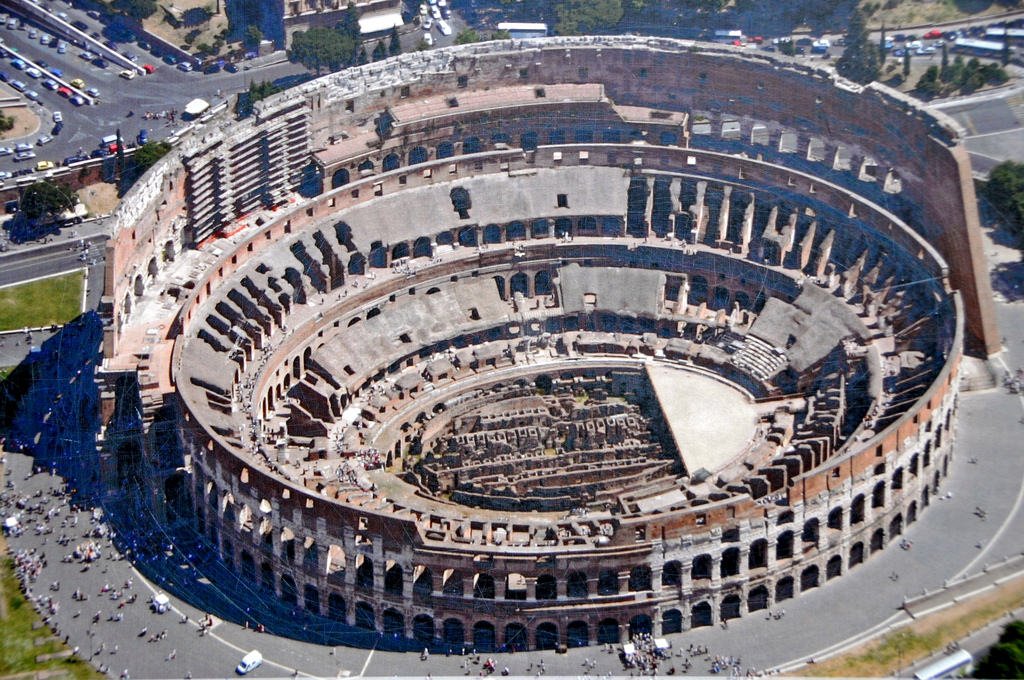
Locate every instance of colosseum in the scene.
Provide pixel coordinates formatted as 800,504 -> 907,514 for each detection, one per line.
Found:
90,35 -> 998,652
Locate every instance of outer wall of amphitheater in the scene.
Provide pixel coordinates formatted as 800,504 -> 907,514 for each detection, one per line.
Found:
100,38 -> 982,652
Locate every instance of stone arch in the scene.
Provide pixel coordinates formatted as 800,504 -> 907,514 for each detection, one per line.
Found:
331,168 -> 350,188
473,573 -> 495,599
689,275 -> 708,305
531,219 -> 549,239
354,602 -> 375,630
662,560 -> 682,587
851,494 -> 866,524
554,217 -> 572,237
802,517 -> 820,547
240,550 -> 255,582
260,562 -> 274,592
472,621 -> 496,652
391,241 -> 410,261
535,573 -> 557,600
827,507 -> 844,531
462,136 -> 482,154
413,565 -> 434,598
382,608 -> 404,637
720,547 -> 741,578
303,583 -> 320,613
712,285 -> 731,310
629,614 -> 653,637
382,152 -> 401,171
801,565 -> 820,591
347,252 -> 366,275
748,539 -> 768,570
133,274 -> 144,297
409,146 -> 429,165
535,622 -> 559,650
442,618 -> 464,646
413,236 -> 432,259
163,240 -> 175,262
147,257 -> 158,278
889,513 -> 903,538
458,226 -> 477,247
442,569 -> 463,596
506,220 -> 527,240
597,569 -> 619,595
691,601 -> 713,627
597,618 -> 620,644
692,554 -> 713,580
327,592 -> 346,622
509,271 -> 529,297
436,141 -> 455,159
504,572 -> 526,600
567,620 -> 589,648
280,574 -> 298,605
748,585 -> 769,612
521,130 -> 538,151
872,480 -> 886,508
720,594 -> 742,621
775,576 -> 794,601
629,565 -> 652,591
870,527 -> 885,553
567,571 -> 588,598
907,500 -> 918,524
357,159 -> 374,174
483,224 -> 502,244
505,623 -> 528,651
355,555 -> 374,590
413,614 -> 434,644
776,530 -> 795,559
534,270 -> 553,296
384,562 -> 403,595
662,608 -> 683,634
827,555 -> 843,580
849,542 -> 865,567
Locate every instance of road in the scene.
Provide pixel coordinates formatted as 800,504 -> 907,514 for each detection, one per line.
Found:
0,0 -> 307,172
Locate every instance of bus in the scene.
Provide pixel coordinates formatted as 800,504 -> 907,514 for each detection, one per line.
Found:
912,649 -> 973,680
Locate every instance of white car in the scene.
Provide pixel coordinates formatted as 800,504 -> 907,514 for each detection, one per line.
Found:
236,650 -> 262,675
431,5 -> 441,19
422,31 -> 434,46
119,69 -> 137,80
0,147 -> 12,156
52,110 -> 62,122
422,16 -> 432,30
25,67 -> 41,79
437,19 -> 452,36
25,90 -> 39,101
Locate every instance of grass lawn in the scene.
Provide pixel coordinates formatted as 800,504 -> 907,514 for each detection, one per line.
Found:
0,271 -> 84,332
0,545 -> 101,679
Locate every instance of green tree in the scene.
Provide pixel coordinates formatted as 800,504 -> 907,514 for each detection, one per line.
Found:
879,24 -> 886,65
20,181 -> 77,221
975,620 -> 1024,678
554,0 -> 623,35
491,29 -> 511,40
112,0 -> 157,20
388,26 -> 401,56
244,24 -> 263,50
132,141 -> 172,175
338,3 -> 361,40
455,28 -> 481,44
1002,35 -> 1011,66
372,39 -> 387,61
0,111 -> 13,132
357,44 -> 368,65
940,41 -> 949,76
983,162 -> 1024,248
289,27 -> 356,73
914,65 -> 942,97
902,48 -> 911,77
835,8 -> 880,84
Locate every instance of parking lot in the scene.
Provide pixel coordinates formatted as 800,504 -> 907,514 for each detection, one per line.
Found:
0,0 -> 307,183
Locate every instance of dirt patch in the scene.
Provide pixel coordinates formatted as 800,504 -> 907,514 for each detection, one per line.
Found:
798,571 -> 1024,677
0,105 -> 40,142
77,183 -> 120,217
864,0 -> 1014,30
142,0 -> 230,58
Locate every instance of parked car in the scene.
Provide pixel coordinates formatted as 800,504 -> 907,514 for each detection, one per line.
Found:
0,147 -> 12,156
57,86 -> 72,98
119,68 -> 137,79
9,79 -> 25,91
10,58 -> 26,70
34,160 -> 55,171
236,651 -> 262,675
70,94 -> 86,106
176,61 -> 193,72
25,67 -> 41,79
142,63 -> 156,74
24,90 -> 39,101
41,78 -> 58,90
14,151 -> 37,161
71,20 -> 88,30
63,154 -> 87,165
162,54 -> 177,65
137,128 -> 148,145
92,58 -> 109,69
0,71 -> 8,82
15,143 -> 33,152
79,51 -> 95,61
52,111 -> 62,122
70,78 -> 85,89
36,134 -> 52,145
224,62 -> 238,73
86,87 -> 100,98
57,41 -> 67,54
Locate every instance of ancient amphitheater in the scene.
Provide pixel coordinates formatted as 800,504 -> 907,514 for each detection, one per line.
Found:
94,36 -> 999,652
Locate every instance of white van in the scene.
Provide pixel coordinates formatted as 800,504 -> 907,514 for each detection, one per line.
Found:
100,134 -> 118,147
236,650 -> 262,675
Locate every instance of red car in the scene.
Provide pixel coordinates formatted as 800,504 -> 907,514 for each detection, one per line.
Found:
923,29 -> 943,39
57,86 -> 71,98
142,63 -> 156,74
